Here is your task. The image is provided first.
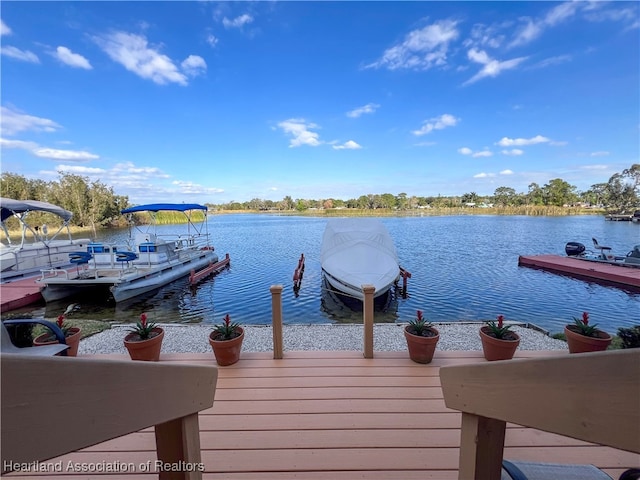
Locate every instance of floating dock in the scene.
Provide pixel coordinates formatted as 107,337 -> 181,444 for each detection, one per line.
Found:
518,254 -> 640,290
0,276 -> 44,311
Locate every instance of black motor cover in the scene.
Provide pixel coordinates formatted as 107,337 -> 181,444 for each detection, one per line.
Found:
565,242 -> 586,256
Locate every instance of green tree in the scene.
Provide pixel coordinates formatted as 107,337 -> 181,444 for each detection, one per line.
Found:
542,179 -> 578,206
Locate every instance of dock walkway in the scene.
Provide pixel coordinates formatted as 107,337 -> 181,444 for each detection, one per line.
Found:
519,254 -> 640,289
5,350 -> 636,479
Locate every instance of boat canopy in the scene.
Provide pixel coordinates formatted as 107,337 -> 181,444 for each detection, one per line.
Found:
121,203 -> 207,214
0,198 -> 73,223
321,218 -> 398,264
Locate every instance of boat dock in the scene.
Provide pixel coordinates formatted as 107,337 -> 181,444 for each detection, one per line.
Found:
0,276 -> 44,311
518,254 -> 640,289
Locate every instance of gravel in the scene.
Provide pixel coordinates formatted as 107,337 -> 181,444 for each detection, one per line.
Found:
78,322 -> 568,355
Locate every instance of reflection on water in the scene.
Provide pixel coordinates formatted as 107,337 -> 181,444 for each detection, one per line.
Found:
319,276 -> 399,323
4,214 -> 640,334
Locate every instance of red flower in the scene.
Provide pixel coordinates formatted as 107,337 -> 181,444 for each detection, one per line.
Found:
416,310 -> 423,322
497,315 -> 504,328
582,311 -> 589,325
56,314 -> 65,328
140,313 -> 147,328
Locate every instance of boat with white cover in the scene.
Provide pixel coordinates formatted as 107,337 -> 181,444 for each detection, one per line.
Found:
1,198 -> 91,280
320,218 -> 400,300
37,203 -> 219,303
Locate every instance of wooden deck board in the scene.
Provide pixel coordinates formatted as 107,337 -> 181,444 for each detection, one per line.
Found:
4,351 -> 637,479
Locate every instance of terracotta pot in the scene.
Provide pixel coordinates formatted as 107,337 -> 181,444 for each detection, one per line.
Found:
479,326 -> 520,361
33,327 -> 82,357
209,327 -> 244,366
564,325 -> 612,353
124,327 -> 164,361
404,326 -> 440,364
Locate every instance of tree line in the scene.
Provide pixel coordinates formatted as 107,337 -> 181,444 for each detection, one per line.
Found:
1,164 -> 638,229
0,172 -> 129,232
213,164 -> 640,214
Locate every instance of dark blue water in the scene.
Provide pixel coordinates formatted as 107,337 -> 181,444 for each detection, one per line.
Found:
12,214 -> 640,335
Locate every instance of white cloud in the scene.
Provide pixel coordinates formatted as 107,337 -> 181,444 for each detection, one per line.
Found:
94,31 -> 188,85
366,20 -> 459,71
277,118 -> 322,147
346,103 -> 380,118
181,55 -> 207,77
530,55 -> 572,69
510,1 -> 582,48
496,135 -> 550,147
500,169 -> 514,175
1,106 -> 61,136
414,141 -> 437,147
464,48 -> 527,85
55,46 -> 92,69
333,140 -> 362,150
222,14 -> 254,29
472,150 -> 493,158
1,20 -> 12,36
206,34 -> 218,48
33,148 -> 99,161
0,46 -> 39,63
473,172 -> 495,178
55,165 -> 106,174
171,179 -> 224,194
0,138 -> 38,150
459,146 -> 492,157
412,113 -> 459,136
501,149 -> 524,156
590,151 -> 610,157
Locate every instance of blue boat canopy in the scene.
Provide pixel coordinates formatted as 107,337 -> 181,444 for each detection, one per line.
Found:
121,203 -> 207,214
0,198 -> 73,223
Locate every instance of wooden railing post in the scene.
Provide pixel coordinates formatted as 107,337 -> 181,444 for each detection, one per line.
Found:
362,284 -> 375,358
270,284 -> 284,359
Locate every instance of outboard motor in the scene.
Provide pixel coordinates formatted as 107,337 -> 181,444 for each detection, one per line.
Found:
565,242 -> 586,256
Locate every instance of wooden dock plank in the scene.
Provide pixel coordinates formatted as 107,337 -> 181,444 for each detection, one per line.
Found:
3,351 -> 636,479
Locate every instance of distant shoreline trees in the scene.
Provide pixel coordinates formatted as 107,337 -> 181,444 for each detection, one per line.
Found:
1,164 -> 637,228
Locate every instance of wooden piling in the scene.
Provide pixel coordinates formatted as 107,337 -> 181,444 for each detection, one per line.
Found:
362,284 -> 375,359
270,284 -> 284,359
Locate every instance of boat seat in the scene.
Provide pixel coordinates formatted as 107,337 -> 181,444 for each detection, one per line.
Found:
116,251 -> 138,269
592,237 -> 612,253
1,320 -> 69,356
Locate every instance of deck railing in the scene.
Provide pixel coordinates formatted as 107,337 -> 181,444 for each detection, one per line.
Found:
270,283 -> 377,358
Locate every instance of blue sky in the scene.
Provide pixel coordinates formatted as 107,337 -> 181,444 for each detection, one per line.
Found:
1,1 -> 638,205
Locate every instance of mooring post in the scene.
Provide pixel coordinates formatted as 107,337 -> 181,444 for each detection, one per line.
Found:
270,284 -> 284,359
362,284 -> 375,358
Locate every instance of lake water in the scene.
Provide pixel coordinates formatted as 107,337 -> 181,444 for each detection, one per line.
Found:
8,214 -> 640,335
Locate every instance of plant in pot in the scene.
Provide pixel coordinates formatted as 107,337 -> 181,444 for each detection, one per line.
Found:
479,315 -> 520,361
123,313 -> 164,361
564,311 -> 612,353
208,314 -> 244,366
404,310 -> 440,364
33,314 -> 82,356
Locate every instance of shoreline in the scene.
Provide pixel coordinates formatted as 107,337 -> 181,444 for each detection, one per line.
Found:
78,322 -> 568,356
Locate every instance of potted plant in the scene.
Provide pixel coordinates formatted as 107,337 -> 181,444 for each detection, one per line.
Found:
33,314 -> 82,357
208,314 -> 244,366
479,315 -> 520,361
564,311 -> 612,353
404,310 -> 440,364
123,313 -> 164,361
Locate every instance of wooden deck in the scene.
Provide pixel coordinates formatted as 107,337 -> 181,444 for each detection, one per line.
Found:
5,350 -> 638,479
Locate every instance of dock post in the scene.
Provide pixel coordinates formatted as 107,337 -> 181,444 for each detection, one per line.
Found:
270,284 -> 284,359
362,284 -> 375,359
